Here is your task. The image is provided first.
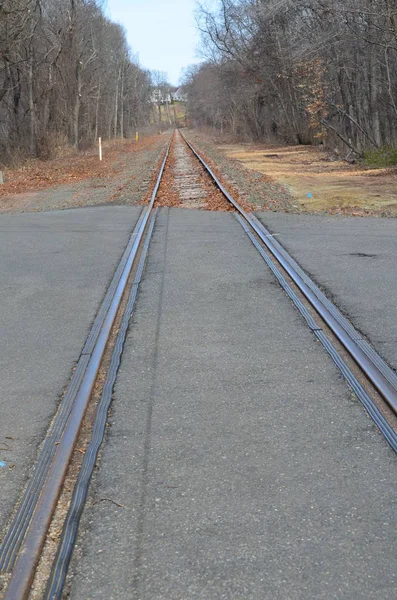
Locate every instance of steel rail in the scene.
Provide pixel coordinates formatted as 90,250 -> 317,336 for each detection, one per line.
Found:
247,212 -> 397,391
179,129 -> 397,415
0,211 -> 148,573
44,209 -> 159,600
3,141 -> 171,600
235,212 -> 397,453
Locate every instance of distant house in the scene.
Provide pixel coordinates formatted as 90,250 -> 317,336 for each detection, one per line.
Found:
151,89 -> 172,104
173,88 -> 187,102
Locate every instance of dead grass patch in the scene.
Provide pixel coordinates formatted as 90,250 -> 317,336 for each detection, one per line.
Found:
222,143 -> 397,216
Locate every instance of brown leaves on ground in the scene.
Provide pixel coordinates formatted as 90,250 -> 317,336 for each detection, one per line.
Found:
151,137 -> 181,208
187,142 -> 255,213
154,131 -> 254,212
0,135 -> 163,198
184,130 -> 296,213
201,169 -> 235,212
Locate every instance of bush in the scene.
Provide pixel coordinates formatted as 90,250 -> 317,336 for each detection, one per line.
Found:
364,147 -> 397,167
37,133 -> 73,160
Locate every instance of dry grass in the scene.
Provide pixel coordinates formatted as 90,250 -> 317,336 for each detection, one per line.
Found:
222,143 -> 397,216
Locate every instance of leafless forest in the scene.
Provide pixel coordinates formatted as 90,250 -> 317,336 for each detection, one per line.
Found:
0,0 -> 153,163
3,0 -> 397,165
186,0 -> 397,155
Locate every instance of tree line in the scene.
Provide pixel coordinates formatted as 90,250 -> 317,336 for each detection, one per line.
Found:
0,0 -> 152,163
185,0 -> 397,155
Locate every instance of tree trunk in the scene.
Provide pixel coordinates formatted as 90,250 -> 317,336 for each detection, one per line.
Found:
29,57 -> 37,156
165,100 -> 172,125
94,79 -> 101,141
120,69 -> 124,138
114,68 -> 120,138
43,64 -> 52,136
73,63 -> 82,149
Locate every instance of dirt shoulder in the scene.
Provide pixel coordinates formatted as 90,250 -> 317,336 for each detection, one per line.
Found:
0,133 -> 170,214
187,130 -> 397,217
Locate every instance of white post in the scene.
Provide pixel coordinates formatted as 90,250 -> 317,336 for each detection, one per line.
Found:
0,171 -> 3,185
98,137 -> 102,161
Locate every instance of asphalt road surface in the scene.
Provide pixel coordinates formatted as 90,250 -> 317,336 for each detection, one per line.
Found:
68,209 -> 397,600
0,206 -> 142,535
256,213 -> 397,372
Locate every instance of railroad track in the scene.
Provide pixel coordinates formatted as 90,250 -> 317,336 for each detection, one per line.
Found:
1,129 -> 397,599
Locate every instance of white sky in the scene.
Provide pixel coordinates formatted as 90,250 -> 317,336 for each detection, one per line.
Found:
105,0 -> 203,85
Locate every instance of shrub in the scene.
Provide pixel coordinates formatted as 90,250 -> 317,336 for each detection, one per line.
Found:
364,147 -> 397,167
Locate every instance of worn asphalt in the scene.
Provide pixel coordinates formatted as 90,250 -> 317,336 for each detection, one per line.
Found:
256,213 -> 397,372
69,208 -> 397,600
0,206 -> 142,535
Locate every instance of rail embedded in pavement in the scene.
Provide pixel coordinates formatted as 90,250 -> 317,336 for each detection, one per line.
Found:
2,139 -> 171,600
2,128 -> 397,599
179,129 -> 397,437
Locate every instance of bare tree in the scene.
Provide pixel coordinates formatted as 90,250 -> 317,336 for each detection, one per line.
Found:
0,0 -> 152,162
151,70 -> 173,126
188,0 -> 397,153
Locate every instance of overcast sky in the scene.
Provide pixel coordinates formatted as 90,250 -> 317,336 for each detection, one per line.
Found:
105,0 -> 202,85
